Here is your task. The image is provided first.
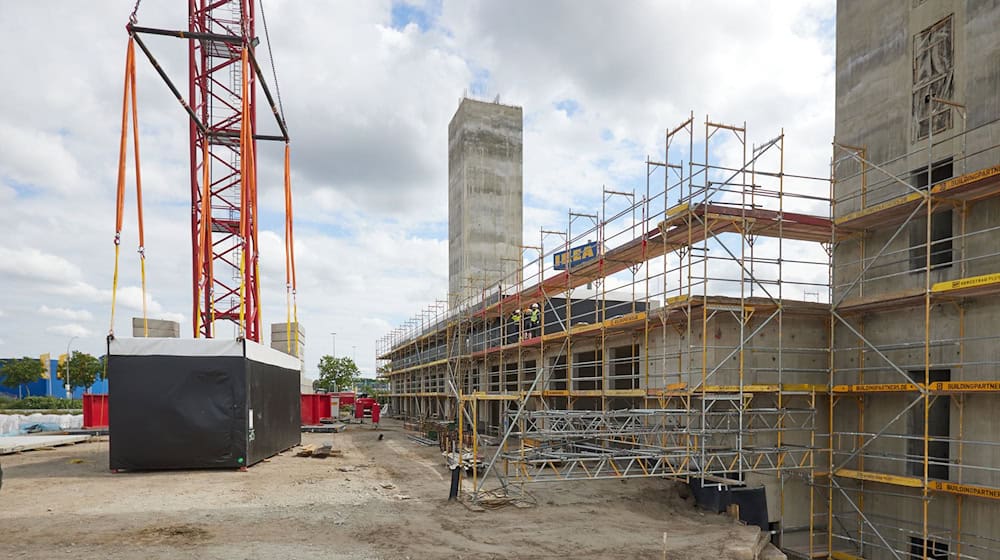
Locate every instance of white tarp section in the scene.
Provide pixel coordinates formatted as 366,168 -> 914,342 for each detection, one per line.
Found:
0,414 -> 82,436
109,337 -> 301,371
0,434 -> 90,454
245,339 -> 303,371
109,337 -> 243,357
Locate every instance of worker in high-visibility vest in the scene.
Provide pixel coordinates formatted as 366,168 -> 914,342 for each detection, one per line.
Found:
529,303 -> 541,338
509,309 -> 522,344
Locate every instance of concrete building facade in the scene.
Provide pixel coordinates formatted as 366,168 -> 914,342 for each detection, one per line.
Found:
832,1 -> 1000,557
448,98 -> 523,307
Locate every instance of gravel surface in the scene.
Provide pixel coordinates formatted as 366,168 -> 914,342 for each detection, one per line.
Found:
0,419 -> 755,559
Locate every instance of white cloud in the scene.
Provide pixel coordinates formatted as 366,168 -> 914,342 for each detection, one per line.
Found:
39,305 -> 94,321
0,246 -> 83,285
45,324 -> 93,338
0,0 -> 835,378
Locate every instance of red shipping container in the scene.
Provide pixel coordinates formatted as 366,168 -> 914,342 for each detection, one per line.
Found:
339,392 -> 355,406
83,393 -> 109,429
300,394 -> 332,425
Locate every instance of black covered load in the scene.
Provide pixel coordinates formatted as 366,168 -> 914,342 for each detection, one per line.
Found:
108,337 -> 301,471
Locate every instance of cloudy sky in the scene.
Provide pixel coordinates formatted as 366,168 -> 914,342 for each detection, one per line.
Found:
0,0 -> 834,380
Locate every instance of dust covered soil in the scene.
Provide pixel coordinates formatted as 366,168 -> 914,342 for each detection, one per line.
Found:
0,420 -> 753,559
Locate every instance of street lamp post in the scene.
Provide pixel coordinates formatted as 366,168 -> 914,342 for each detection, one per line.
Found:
330,332 -> 336,358
65,336 -> 78,399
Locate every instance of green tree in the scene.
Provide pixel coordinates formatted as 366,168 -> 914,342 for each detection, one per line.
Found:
57,351 -> 103,390
0,357 -> 45,395
315,355 -> 360,392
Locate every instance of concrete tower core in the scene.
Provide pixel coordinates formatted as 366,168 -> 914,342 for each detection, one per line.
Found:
448,98 -> 523,307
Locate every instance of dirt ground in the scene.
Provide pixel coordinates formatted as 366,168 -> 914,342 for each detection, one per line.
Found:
0,419 -> 759,559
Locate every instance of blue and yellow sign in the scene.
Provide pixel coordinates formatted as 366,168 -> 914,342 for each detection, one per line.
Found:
553,241 -> 600,270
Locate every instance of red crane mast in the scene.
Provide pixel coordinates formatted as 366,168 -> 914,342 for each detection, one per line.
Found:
122,1 -> 291,342
189,0 -> 260,341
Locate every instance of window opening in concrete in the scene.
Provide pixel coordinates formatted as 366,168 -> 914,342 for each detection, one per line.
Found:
549,355 -> 567,391
907,369 -> 950,479
521,359 -> 536,392
489,365 -> 500,392
611,344 -> 640,390
574,350 -> 603,391
909,210 -> 953,271
908,158 -> 953,271
912,15 -> 954,141
910,157 -> 953,190
470,367 -> 480,393
909,536 -> 949,559
504,362 -> 518,392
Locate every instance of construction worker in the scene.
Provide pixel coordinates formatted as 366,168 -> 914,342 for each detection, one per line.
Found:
509,309 -> 522,343
529,303 -> 541,338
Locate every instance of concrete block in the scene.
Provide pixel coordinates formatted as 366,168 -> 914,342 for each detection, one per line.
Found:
721,526 -> 769,560
270,322 -> 305,360
131,318 -> 180,338
759,543 -> 786,560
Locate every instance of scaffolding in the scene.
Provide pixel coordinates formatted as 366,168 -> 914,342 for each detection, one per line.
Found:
377,112 -> 833,550
375,108 -> 1000,559
826,104 -> 1000,559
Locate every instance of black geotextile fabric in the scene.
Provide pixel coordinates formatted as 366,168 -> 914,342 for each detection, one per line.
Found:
688,478 -> 769,530
246,358 -> 301,464
109,355 -> 247,470
109,351 -> 300,471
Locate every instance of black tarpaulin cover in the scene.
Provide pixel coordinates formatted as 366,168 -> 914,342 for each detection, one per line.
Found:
108,338 -> 301,471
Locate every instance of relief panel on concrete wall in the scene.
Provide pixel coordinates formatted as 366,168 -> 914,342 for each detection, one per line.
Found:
912,15 -> 954,141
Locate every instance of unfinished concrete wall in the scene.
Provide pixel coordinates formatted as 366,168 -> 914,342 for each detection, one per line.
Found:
834,0 -> 1000,219
645,310 -> 829,390
833,2 -> 1000,557
448,98 -> 523,306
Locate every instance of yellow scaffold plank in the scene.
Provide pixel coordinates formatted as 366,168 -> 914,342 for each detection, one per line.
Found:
782,383 -> 826,392
665,294 -> 690,306
568,322 -> 602,336
933,163 -> 1000,196
928,480 -> 1000,500
702,384 -> 817,393
702,384 -> 779,393
645,383 -> 689,396
833,381 -> 1000,393
833,383 -> 919,393
834,192 -> 924,226
932,381 -> 1000,392
834,468 -> 923,488
604,389 -> 647,397
666,202 -> 690,217
604,311 -> 646,328
932,272 -> 1000,293
459,392 -> 519,401
387,357 -> 449,376
835,164 -> 1000,229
